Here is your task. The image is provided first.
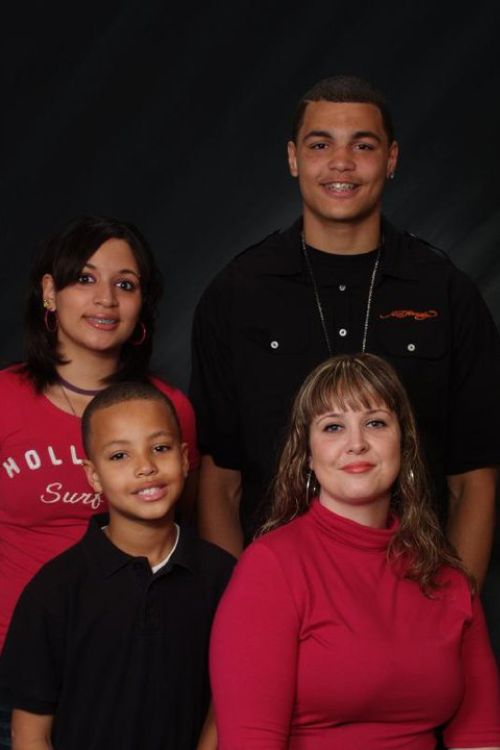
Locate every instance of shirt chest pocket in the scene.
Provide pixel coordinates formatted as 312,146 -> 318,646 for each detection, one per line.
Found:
373,318 -> 448,361
239,314 -> 310,356
372,317 -> 450,398
235,310 -> 315,419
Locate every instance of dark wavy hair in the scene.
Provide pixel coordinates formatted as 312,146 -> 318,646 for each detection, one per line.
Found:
21,215 -> 163,391
261,354 -> 470,594
291,74 -> 395,143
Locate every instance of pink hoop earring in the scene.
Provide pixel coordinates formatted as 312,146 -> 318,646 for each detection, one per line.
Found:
44,308 -> 58,333
131,322 -> 147,346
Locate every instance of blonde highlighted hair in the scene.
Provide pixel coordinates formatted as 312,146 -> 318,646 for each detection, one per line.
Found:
261,353 -> 470,593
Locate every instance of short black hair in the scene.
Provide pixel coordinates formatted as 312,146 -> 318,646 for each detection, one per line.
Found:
81,381 -> 181,458
291,74 -> 395,143
22,215 -> 163,391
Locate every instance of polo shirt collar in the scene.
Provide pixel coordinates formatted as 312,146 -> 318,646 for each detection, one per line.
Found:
256,219 -> 302,275
258,216 -> 419,281
167,528 -> 198,574
82,514 -> 197,577
379,219 -> 420,281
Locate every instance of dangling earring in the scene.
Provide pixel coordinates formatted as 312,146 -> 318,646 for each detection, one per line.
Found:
131,322 -> 147,346
305,469 -> 318,504
43,300 -> 58,333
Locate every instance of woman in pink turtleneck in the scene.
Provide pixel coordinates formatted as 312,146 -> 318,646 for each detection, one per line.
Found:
210,353 -> 500,750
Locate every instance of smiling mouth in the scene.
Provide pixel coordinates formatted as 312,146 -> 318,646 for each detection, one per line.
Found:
134,485 -> 166,502
341,462 -> 375,473
322,182 -> 358,193
85,317 -> 119,328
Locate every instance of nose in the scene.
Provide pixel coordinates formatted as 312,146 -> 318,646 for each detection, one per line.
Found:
94,281 -> 118,307
346,426 -> 368,454
135,453 -> 158,477
327,145 -> 354,172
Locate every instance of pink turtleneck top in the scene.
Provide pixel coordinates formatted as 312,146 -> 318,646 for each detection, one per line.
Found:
210,500 -> 500,749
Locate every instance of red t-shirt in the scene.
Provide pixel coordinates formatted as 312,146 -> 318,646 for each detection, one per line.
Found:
0,367 -> 199,649
210,500 -> 500,749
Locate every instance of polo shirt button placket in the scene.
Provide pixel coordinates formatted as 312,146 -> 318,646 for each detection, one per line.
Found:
145,600 -> 161,629
132,560 -> 149,584
337,281 -> 348,342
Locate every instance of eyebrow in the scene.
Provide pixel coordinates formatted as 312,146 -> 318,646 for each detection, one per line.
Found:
84,262 -> 140,278
352,130 -> 382,142
101,430 -> 175,449
316,407 -> 392,419
303,129 -> 382,144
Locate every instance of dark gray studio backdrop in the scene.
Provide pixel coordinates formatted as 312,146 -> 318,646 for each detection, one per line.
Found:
2,0 -> 500,649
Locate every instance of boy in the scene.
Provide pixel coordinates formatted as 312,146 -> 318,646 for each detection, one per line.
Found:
0,381 -> 234,750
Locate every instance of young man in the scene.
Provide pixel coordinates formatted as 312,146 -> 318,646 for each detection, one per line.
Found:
190,75 -> 500,587
0,382 -> 234,750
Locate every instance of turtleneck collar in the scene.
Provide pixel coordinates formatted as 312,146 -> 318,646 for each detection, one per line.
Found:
308,499 -> 399,553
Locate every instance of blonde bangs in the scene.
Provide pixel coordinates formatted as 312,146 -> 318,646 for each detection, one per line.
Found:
298,356 -> 399,426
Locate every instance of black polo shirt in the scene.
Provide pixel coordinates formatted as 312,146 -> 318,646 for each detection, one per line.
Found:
0,514 -> 235,750
190,218 -> 500,537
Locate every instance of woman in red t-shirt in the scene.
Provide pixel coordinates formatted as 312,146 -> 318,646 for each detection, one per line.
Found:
0,216 -> 199,748
210,353 -> 500,750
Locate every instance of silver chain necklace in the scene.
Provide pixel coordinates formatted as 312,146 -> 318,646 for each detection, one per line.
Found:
59,383 -> 78,416
301,231 -> 381,356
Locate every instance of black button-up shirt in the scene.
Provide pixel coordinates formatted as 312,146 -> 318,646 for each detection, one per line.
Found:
190,219 -> 500,538
0,514 -> 235,750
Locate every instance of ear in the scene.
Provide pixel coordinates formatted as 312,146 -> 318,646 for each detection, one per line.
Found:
180,443 -> 189,478
287,140 -> 299,178
41,274 -> 57,311
386,140 -> 399,179
82,459 -> 103,493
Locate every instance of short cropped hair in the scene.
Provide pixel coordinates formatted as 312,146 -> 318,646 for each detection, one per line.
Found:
291,74 -> 395,143
82,381 -> 181,458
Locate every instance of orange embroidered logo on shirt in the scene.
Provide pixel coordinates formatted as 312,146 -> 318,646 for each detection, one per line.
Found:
379,309 -> 438,321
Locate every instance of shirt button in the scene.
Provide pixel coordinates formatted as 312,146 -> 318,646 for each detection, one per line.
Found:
339,284 -> 346,292
339,328 -> 347,337
407,343 -> 416,352
270,340 -> 279,350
